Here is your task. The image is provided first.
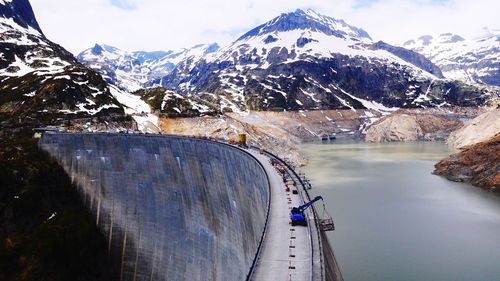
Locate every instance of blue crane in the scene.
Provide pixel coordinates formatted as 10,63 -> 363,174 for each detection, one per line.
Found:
290,196 -> 323,226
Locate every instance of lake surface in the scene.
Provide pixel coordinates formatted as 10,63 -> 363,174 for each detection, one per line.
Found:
300,142 -> 500,281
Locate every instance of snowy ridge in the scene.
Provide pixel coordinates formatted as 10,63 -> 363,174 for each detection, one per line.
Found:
154,9 -> 494,112
209,28 -> 438,80
75,9 -> 495,114
0,0 -> 43,34
77,43 -> 219,92
0,2 -> 126,123
238,9 -> 372,42
108,85 -> 159,133
403,30 -> 500,86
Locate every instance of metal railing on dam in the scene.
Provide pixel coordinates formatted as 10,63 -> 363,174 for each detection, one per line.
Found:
259,149 -> 344,281
39,133 -> 271,281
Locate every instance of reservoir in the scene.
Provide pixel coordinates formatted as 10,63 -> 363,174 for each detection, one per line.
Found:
300,142 -> 500,281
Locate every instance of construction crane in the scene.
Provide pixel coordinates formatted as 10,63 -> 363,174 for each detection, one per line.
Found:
290,196 -> 323,226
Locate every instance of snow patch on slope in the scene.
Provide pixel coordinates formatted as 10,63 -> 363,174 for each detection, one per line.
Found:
108,86 -> 160,133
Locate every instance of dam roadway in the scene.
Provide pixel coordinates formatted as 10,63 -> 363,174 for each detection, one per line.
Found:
39,133 -> 341,281
248,150 -> 311,280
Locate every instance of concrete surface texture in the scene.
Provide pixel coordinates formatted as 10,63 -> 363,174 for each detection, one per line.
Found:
249,150 -> 311,281
39,134 -> 270,281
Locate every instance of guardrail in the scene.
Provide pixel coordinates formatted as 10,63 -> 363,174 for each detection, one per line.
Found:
251,146 -> 325,281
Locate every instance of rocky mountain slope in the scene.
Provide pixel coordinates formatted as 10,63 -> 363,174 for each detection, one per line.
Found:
403,30 -> 500,86
132,87 -> 221,117
447,107 -> 500,148
434,133 -> 500,191
154,9 -> 496,112
77,43 -> 219,92
0,0 -> 127,129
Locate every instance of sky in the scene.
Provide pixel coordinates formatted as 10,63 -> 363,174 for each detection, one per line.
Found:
29,0 -> 499,54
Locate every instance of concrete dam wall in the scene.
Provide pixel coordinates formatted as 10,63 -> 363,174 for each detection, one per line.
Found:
39,133 -> 270,281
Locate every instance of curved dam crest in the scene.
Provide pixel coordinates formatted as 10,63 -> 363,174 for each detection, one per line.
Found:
39,133 -> 270,281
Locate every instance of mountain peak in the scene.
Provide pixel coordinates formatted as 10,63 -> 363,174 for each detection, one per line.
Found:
403,33 -> 465,48
237,9 -> 371,42
437,33 -> 465,43
473,27 -> 500,40
91,43 -> 105,55
0,0 -> 43,34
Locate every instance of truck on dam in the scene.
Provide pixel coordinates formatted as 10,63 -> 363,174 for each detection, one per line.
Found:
38,132 -> 343,281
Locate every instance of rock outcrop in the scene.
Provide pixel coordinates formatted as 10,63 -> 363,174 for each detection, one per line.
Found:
365,110 -> 464,142
365,114 -> 423,142
447,107 -> 500,148
434,134 -> 500,190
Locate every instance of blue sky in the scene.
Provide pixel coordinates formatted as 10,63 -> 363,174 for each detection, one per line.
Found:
30,0 -> 499,54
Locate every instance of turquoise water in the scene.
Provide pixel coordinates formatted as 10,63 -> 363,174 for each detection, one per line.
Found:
300,142 -> 500,281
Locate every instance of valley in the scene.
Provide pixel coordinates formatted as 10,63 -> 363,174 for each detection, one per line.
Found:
0,0 -> 499,280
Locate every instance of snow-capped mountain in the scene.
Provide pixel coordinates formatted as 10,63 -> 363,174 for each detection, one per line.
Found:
133,87 -> 221,117
77,43 -> 220,92
403,30 -> 500,86
0,0 -> 127,127
155,9 -> 494,112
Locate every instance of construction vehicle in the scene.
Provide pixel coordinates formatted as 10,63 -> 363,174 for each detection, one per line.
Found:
290,196 -> 323,226
237,133 -> 247,147
228,133 -> 248,147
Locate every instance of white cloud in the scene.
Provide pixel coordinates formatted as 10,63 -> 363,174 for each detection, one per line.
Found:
29,0 -> 499,54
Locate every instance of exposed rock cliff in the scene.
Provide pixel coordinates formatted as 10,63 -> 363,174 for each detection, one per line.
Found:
434,134 -> 500,190
447,107 -> 500,148
365,114 -> 423,142
365,109 -> 465,142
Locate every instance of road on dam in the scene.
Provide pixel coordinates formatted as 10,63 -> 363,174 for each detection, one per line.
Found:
248,149 -> 311,281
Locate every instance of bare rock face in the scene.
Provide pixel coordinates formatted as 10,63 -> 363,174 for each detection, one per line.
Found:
365,114 -> 423,142
434,134 -> 500,191
365,110 -> 464,143
447,108 -> 500,148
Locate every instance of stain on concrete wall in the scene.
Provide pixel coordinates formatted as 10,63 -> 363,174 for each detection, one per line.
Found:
39,134 -> 270,281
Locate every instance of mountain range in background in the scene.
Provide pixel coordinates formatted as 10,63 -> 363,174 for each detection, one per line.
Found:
403,29 -> 500,86
77,43 -> 220,92
0,0 -> 498,130
78,9 -> 498,115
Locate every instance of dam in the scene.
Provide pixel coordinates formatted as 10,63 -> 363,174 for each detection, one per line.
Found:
39,133 -> 342,281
